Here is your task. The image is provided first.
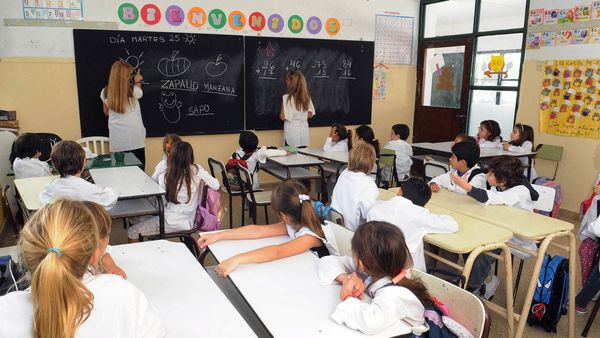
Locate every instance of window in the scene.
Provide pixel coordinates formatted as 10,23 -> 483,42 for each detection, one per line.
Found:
424,0 -> 476,38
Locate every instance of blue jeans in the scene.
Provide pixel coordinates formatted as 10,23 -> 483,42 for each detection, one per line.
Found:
576,263 -> 600,308
464,249 -> 501,289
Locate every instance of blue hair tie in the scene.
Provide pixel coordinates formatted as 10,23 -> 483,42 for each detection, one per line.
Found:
47,248 -> 62,256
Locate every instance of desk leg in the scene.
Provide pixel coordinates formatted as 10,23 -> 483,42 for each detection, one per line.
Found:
157,196 -> 165,239
568,232 -> 576,338
317,165 -> 327,203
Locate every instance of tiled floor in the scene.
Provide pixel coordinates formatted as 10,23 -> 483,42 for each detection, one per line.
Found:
2,188 -> 599,337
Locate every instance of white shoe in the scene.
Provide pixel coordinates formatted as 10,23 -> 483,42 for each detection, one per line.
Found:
480,275 -> 500,300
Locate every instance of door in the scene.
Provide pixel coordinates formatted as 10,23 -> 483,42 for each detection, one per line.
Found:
413,38 -> 473,142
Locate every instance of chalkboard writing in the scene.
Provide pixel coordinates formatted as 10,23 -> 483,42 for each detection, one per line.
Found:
74,29 -> 244,137
245,36 -> 374,130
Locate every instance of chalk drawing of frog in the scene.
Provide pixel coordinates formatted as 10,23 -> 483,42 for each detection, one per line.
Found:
158,91 -> 182,124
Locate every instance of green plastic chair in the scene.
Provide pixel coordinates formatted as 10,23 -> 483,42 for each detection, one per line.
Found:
377,148 -> 397,187
534,144 -> 563,180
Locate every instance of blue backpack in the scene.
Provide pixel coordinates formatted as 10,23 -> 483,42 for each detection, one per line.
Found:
527,254 -> 569,333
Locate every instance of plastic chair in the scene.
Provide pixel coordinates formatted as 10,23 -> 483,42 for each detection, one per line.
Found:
411,269 -> 491,338
208,158 -> 243,229
424,161 -> 449,182
144,183 -> 209,256
534,144 -> 563,180
0,131 -> 17,186
327,221 -> 354,256
377,148 -> 398,187
237,164 -> 272,225
76,136 -> 110,155
1,185 -> 22,236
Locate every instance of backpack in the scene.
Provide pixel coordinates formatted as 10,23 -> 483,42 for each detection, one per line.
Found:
527,254 -> 569,332
194,182 -> 222,232
409,299 -> 458,338
225,151 -> 256,190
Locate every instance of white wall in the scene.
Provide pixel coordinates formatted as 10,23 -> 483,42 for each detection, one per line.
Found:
1,0 -> 419,61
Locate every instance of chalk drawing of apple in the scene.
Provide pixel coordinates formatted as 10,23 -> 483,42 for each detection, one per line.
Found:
158,91 -> 182,124
158,51 -> 191,77
205,54 -> 228,77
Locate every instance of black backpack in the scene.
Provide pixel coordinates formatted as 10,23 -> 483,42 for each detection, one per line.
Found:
527,254 -> 569,333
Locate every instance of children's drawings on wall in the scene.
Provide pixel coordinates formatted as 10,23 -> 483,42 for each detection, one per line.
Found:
539,59 -> 600,139
528,3 -> 600,49
373,64 -> 387,100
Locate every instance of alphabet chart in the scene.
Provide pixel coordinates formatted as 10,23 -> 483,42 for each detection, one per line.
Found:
374,14 -> 414,65
22,0 -> 83,21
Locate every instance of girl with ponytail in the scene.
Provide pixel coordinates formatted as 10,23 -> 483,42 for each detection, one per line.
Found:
199,179 -> 331,277
317,221 -> 430,335
0,199 -> 165,338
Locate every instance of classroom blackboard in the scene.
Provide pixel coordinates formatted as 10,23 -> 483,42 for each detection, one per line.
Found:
245,36 -> 374,130
73,29 -> 244,137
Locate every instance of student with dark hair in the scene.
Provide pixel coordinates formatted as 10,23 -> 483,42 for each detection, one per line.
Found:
198,180 -> 332,277
12,133 -> 52,179
317,221 -> 431,335
429,141 -> 487,194
451,155 -> 540,299
476,119 -> 502,148
383,124 -> 413,181
128,141 -> 219,242
367,178 -> 458,271
454,133 -> 477,144
230,130 -> 287,189
324,123 -> 352,152
354,125 -> 380,155
39,141 -> 118,210
501,123 -> 538,182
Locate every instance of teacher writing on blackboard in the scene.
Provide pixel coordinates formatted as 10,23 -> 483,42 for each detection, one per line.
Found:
100,60 -> 147,170
279,71 -> 315,147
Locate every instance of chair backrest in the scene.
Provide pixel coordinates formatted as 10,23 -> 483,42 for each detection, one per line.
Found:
534,144 -> 563,180
76,136 -> 110,155
532,184 -> 556,213
328,221 -> 354,256
236,164 -> 256,202
410,269 -> 489,338
0,131 -> 17,186
424,161 -> 449,181
208,158 -> 232,194
1,185 -> 21,234
378,148 -> 395,167
327,208 -> 345,227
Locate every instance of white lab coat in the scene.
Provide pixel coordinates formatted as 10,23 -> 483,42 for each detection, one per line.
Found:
12,157 -> 52,179
331,169 -> 379,231
323,138 -> 349,153
39,175 -> 118,210
282,94 -> 315,147
383,139 -> 413,179
0,273 -> 165,338
367,196 -> 458,272
478,137 -> 501,149
232,146 -> 287,189
317,255 -> 427,335
100,86 -> 146,152
151,156 -> 167,182
579,174 -> 600,240
500,141 -> 538,182
429,164 -> 487,195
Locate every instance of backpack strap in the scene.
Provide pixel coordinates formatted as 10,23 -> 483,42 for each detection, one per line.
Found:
467,168 -> 487,183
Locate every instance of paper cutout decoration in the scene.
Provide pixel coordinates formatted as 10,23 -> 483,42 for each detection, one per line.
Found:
484,54 -> 510,78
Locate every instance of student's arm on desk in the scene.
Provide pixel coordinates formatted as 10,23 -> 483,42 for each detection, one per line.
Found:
421,209 -> 458,234
429,172 -> 451,192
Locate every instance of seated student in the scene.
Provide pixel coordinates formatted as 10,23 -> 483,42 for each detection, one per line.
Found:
383,124 -> 413,181
128,141 -> 219,241
230,130 -> 287,189
578,173 -> 600,285
451,155 -> 539,299
198,180 -> 332,277
11,133 -> 52,179
317,221 -> 430,335
323,123 -> 352,152
355,125 -> 379,179
331,143 -> 380,231
454,133 -> 477,144
0,199 -> 165,337
152,133 -> 181,181
576,216 -> 600,316
40,141 -> 118,210
82,201 -> 126,279
476,120 -> 502,148
500,123 -> 538,182
429,141 -> 487,194
367,177 -> 458,272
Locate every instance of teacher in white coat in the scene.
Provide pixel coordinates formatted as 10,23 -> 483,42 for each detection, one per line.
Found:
279,71 -> 315,147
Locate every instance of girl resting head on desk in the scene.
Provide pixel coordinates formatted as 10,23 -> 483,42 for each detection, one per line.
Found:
0,199 -> 165,338
317,221 -> 431,335
198,179 -> 331,277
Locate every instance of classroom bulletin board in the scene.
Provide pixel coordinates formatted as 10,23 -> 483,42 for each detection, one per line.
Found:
539,59 -> 600,139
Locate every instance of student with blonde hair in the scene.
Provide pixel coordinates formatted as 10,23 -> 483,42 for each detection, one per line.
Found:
279,70 -> 315,147
0,199 -> 165,338
100,60 -> 147,169
331,143 -> 380,230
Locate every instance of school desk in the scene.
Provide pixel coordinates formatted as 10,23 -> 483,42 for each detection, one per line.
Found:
427,189 -> 576,338
89,166 -> 167,237
13,175 -> 58,219
298,147 -> 349,164
7,152 -> 142,176
376,188 -> 515,337
259,153 -> 327,199
411,141 -> 537,179
206,236 -> 413,338
112,240 -> 256,338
